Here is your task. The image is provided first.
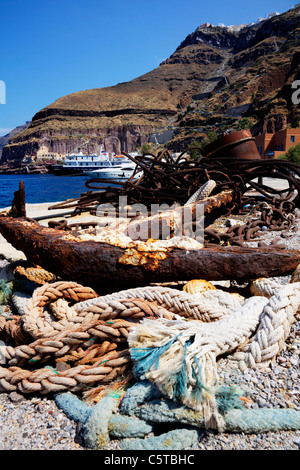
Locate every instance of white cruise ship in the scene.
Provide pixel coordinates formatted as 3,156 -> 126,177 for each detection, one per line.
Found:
50,147 -> 133,176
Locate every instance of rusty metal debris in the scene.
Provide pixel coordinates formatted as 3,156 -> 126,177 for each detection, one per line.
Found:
7,180 -> 26,218
202,129 -> 261,161
46,132 -> 299,218
0,216 -> 300,292
44,131 -> 300,249
116,189 -> 235,241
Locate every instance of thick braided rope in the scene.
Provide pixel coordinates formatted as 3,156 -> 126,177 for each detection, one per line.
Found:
11,291 -> 31,316
0,261 -> 22,282
0,281 -> 99,344
22,281 -> 99,339
127,295 -> 269,430
233,280 -> 300,370
0,296 -> 179,367
127,276 -> 300,430
0,281 -> 243,395
1,284 -> 241,344
12,284 -> 206,342
185,180 -> 217,204
2,281 -> 231,394
0,282 -> 240,360
250,278 -> 285,298
0,349 -> 131,394
13,265 -> 57,285
0,311 -> 150,394
0,273 -> 299,408
74,285 -> 243,322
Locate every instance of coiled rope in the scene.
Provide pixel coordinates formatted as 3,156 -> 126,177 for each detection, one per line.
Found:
127,277 -> 300,430
185,179 -> 217,204
0,267 -> 299,431
0,282 -> 242,394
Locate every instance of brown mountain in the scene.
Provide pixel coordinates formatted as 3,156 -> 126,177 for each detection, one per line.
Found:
2,5 -> 300,162
0,122 -> 31,158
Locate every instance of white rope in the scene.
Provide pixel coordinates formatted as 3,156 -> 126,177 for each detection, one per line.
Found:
0,261 -> 21,282
250,278 -> 283,298
185,180 -> 217,204
126,275 -> 300,431
233,282 -> 300,370
74,286 -> 243,322
3,260 -> 300,431
11,291 -> 31,316
128,295 -> 268,430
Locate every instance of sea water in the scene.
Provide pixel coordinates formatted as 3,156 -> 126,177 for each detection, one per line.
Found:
0,174 -> 114,209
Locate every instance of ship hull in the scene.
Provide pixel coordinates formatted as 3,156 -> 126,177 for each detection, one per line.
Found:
49,165 -> 88,176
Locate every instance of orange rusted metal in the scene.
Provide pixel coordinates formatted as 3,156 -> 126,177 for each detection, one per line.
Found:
0,216 -> 300,292
121,190 -> 235,241
202,130 -> 261,161
118,248 -> 169,270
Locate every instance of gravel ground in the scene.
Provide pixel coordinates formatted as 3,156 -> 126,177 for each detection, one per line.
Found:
0,204 -> 299,451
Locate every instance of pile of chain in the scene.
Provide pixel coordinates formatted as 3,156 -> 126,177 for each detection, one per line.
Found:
204,200 -> 297,248
53,150 -> 300,207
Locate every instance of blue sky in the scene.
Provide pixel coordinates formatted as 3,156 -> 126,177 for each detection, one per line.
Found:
0,0 -> 294,135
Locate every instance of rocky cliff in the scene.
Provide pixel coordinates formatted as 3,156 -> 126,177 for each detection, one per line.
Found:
2,6 -> 300,161
0,122 -> 31,159
167,6 -> 300,151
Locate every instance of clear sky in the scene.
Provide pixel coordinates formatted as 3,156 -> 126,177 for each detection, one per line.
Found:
0,0 -> 294,135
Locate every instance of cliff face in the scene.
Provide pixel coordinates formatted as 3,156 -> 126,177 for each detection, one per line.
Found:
167,7 -> 300,151
1,56 -> 208,160
2,6 -> 300,161
0,122 -> 31,159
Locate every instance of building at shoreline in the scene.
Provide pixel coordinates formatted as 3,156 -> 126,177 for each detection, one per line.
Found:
34,144 -> 66,161
255,128 -> 300,158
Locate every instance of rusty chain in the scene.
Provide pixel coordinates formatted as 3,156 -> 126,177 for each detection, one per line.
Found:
46,150 -> 300,248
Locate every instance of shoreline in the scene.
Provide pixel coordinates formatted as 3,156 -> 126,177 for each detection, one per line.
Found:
0,201 -> 102,262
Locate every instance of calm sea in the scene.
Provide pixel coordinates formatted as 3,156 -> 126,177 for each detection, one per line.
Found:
0,174 -> 109,209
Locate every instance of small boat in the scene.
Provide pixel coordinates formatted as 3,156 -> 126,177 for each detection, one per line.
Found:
84,163 -> 142,180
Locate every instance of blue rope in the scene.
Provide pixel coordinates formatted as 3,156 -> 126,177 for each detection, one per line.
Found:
0,280 -> 13,305
130,335 -> 180,380
172,339 -> 190,402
